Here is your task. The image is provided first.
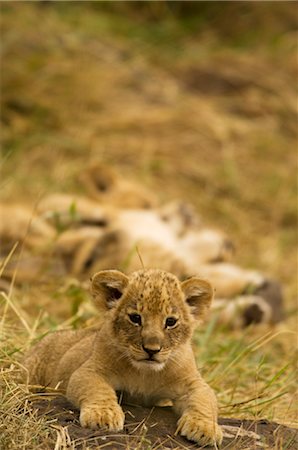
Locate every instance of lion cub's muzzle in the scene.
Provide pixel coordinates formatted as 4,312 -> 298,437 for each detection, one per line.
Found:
141,334 -> 164,362
142,344 -> 161,361
129,340 -> 169,370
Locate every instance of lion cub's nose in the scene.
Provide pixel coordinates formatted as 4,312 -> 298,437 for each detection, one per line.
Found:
142,345 -> 161,358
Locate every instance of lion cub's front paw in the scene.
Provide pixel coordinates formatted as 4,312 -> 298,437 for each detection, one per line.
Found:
177,413 -> 223,447
80,403 -> 125,431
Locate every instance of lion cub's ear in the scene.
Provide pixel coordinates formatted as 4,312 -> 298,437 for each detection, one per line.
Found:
79,163 -> 117,200
91,270 -> 129,311
181,277 -> 213,322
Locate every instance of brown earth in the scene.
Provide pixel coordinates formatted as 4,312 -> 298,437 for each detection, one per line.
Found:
33,396 -> 298,449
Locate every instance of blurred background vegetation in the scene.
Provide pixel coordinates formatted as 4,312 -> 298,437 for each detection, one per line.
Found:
1,1 -> 297,302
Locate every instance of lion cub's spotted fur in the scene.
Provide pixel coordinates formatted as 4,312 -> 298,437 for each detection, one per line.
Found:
24,269 -> 222,446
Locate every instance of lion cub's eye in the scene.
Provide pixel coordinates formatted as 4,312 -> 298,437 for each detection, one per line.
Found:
129,313 -> 142,326
165,317 -> 178,328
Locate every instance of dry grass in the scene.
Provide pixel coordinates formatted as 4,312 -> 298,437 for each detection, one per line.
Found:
0,369 -> 57,450
0,2 -> 297,448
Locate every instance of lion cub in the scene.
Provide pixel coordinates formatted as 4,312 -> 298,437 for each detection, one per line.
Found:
24,269 -> 223,447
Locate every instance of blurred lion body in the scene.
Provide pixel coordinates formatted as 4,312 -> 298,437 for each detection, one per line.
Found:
1,163 -> 283,327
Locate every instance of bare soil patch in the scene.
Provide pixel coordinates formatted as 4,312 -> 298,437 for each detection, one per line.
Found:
33,396 -> 298,449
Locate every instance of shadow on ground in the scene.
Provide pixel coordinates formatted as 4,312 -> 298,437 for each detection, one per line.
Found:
33,397 -> 297,449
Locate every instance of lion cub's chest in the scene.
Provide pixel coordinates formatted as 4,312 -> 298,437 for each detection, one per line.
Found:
112,368 -> 170,404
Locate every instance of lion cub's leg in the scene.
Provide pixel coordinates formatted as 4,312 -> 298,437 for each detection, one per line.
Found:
174,376 -> 223,447
66,366 -> 124,431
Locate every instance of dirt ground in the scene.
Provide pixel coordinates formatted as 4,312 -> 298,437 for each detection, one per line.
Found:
34,396 -> 298,449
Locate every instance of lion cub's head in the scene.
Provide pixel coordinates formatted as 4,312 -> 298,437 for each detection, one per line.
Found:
91,269 -> 213,371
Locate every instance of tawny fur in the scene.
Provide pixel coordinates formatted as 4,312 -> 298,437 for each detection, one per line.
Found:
37,194 -> 114,228
23,269 -> 223,447
1,163 -> 283,326
0,203 -> 55,252
79,163 -> 156,209
54,219 -> 264,299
